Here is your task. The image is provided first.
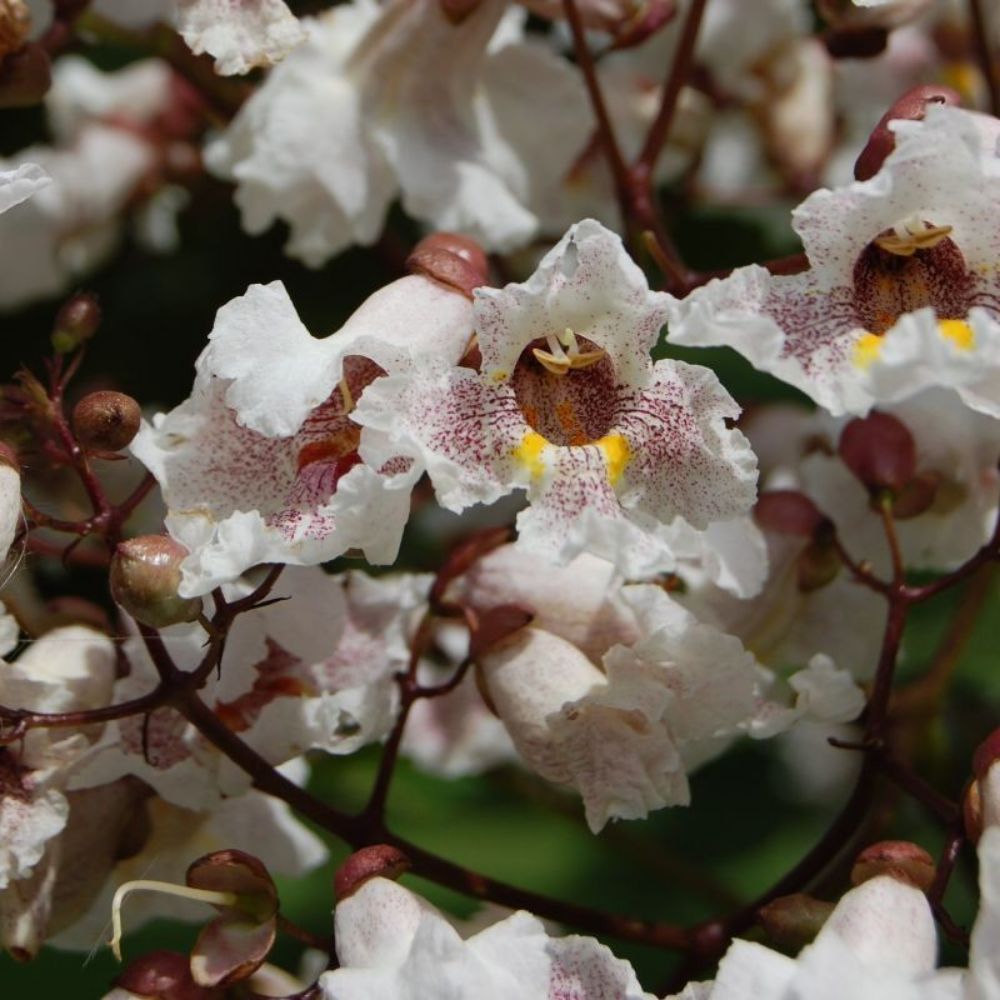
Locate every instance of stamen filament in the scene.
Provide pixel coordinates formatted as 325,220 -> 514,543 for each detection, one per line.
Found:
109,879 -> 239,960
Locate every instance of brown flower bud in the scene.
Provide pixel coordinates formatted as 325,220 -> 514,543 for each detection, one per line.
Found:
115,950 -> 218,1000
110,536 -> 202,629
850,840 -> 935,890
890,470 -> 940,519
965,778 -> 982,845
72,390 -> 141,453
45,596 -> 111,632
854,85 -> 961,181
838,411 -> 916,494
796,537 -> 842,592
334,845 -> 410,901
52,292 -> 101,353
407,232 -> 490,300
758,893 -> 836,951
0,1 -> 30,59
0,41 -> 50,108
754,490 -> 826,538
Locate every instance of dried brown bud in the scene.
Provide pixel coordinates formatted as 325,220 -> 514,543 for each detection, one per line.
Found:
72,390 -> 141,452
754,490 -> 826,538
115,950 -> 218,1000
334,845 -> 411,901
52,292 -> 101,353
838,411 -> 916,494
854,85 -> 961,181
850,840 -> 935,890
110,536 -> 203,629
758,893 -> 836,951
0,1 -> 30,59
407,232 -> 490,299
0,41 -> 50,108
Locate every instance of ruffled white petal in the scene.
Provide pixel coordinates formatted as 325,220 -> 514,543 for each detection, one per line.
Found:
0,163 -> 50,216
176,0 -> 306,76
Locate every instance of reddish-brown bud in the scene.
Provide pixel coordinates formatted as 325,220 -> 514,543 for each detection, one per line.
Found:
52,292 -> 101,353
758,893 -> 835,951
850,840 -> 935,889
965,778 -> 983,844
407,232 -> 490,299
838,411 -> 917,493
796,538 -> 842,592
0,1 -> 30,59
854,85 -> 961,181
0,41 -> 50,108
72,390 -> 141,453
115,950 -> 219,1000
890,470 -> 940,519
334,845 -> 410,901
972,728 -> 1000,781
110,536 -> 203,629
439,0 -> 481,23
45,596 -> 111,632
754,490 -> 826,537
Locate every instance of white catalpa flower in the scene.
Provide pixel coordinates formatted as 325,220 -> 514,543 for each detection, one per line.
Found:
355,220 -> 759,579
0,627 -> 115,892
71,567 -> 427,811
318,876 -> 654,1000
667,105 -> 1000,418
0,162 -> 49,215
132,275 -> 471,595
205,0 -> 589,263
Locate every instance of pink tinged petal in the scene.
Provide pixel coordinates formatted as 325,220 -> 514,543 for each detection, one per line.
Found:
970,827 -> 1000,1000
176,0 -> 306,76
544,933 -> 651,1000
475,219 -> 671,386
815,875 -> 937,977
203,276 -> 472,438
481,628 -> 685,833
0,163 -> 50,215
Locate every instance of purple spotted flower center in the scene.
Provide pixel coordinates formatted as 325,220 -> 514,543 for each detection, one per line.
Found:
852,231 -> 974,335
509,336 -> 617,447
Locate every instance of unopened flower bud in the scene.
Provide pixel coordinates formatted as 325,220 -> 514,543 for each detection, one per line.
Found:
335,845 -> 411,901
850,841 -> 935,890
111,950 -> 214,1000
407,232 -> 489,299
110,536 -> 202,628
439,0 -> 481,23
758,893 -> 835,951
967,727 -> 1000,840
52,292 -> 101,353
890,471 -> 940,519
754,490 -> 826,537
838,411 -> 916,494
796,537 -> 842,592
0,41 -> 50,108
854,85 -> 961,181
73,390 -> 142,452
0,1 -> 30,59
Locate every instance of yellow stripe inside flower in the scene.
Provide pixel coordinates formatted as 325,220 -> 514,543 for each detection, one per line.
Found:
853,319 -> 975,369
513,430 -> 631,485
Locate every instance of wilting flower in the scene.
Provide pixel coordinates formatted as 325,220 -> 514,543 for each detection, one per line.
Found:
132,275 -> 472,595
355,219 -> 759,578
318,876 -> 653,999
667,105 -> 1000,418
205,0 -> 589,263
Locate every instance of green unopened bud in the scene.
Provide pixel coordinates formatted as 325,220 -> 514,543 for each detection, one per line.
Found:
110,536 -> 202,629
73,390 -> 141,453
52,292 -> 101,353
850,840 -> 935,890
758,893 -> 835,951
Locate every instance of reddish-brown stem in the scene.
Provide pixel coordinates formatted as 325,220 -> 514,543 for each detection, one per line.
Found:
863,592 -> 910,744
906,506 -> 1000,602
878,497 -> 905,585
927,825 -> 970,946
831,535 -> 891,596
561,0 -> 632,220
636,0 -> 707,174
276,914 -> 332,952
969,0 -> 1000,117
